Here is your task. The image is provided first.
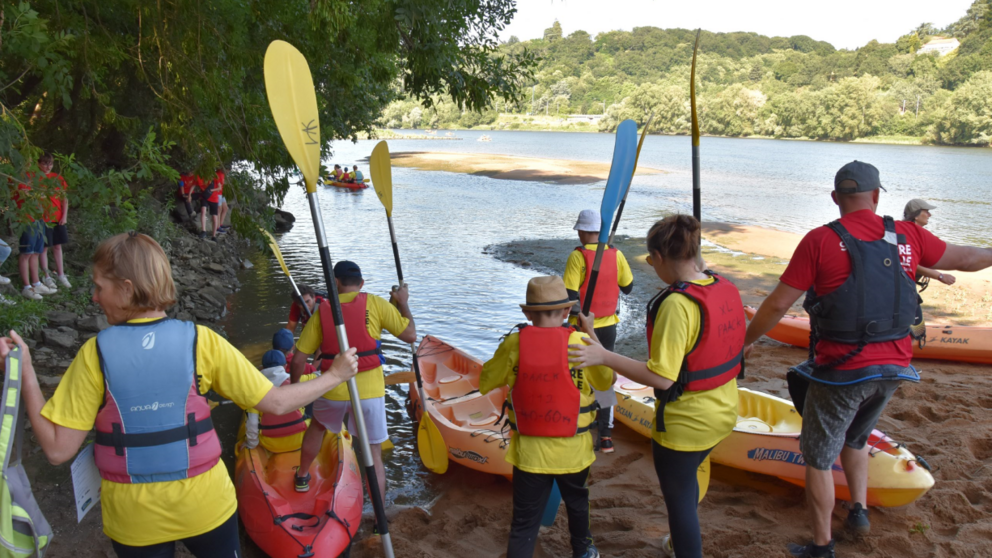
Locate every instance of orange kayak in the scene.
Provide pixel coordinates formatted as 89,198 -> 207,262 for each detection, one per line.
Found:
234,431 -> 363,558
744,306 -> 992,365
408,335 -> 513,477
323,179 -> 368,190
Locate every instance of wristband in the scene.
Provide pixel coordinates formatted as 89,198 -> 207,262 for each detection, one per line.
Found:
939,273 -> 944,281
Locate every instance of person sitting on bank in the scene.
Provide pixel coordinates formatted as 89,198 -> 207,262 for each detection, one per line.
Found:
244,350 -> 317,454
481,275 -> 614,558
744,161 -> 992,558
904,198 -> 955,287
286,284 -> 324,335
0,231 -> 358,558
570,216 -> 744,558
564,209 -> 634,454
289,261 -> 416,501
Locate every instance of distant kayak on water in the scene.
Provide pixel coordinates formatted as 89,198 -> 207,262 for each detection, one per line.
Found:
743,306 -> 992,365
321,177 -> 369,190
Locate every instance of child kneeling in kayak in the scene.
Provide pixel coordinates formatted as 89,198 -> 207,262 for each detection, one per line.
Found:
243,350 -> 318,454
480,275 -> 614,558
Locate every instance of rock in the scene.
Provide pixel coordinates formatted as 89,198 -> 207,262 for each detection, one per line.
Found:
273,208 -> 295,232
56,360 -> 74,369
198,287 -> 226,308
205,262 -> 226,274
36,375 -> 61,387
41,327 -> 78,350
25,339 -> 37,349
193,307 -> 217,321
176,311 -> 194,322
77,315 -> 109,332
241,259 -> 254,269
46,311 -> 78,327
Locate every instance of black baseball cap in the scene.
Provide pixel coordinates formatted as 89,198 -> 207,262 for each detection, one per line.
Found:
333,260 -> 362,279
834,161 -> 886,193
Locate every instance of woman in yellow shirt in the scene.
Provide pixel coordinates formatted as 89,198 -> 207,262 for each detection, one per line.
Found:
0,232 -> 358,558
570,216 -> 744,558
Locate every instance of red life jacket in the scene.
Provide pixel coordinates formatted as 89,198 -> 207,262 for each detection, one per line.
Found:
318,293 -> 384,372
258,380 -> 308,438
575,246 -> 620,318
645,272 -> 745,392
505,325 -> 599,437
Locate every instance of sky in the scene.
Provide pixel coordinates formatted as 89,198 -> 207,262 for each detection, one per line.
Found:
500,0 -> 976,50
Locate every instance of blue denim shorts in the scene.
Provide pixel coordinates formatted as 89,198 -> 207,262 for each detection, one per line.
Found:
18,222 -> 46,255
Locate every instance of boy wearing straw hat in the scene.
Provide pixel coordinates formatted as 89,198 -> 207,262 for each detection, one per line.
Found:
480,275 -> 614,558
564,209 -> 634,454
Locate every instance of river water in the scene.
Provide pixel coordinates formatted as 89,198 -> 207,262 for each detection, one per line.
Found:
219,131 -> 992,509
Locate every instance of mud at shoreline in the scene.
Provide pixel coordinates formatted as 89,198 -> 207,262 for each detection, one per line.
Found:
389,151 -> 663,185
350,227 -> 992,558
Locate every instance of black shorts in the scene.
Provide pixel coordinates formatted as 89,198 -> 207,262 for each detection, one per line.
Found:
44,224 -> 68,247
201,200 -> 219,216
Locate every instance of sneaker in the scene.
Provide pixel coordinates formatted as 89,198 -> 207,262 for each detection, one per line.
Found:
32,282 -> 56,295
21,286 -> 42,301
0,275 -> 10,285
57,274 -> 72,288
42,275 -> 57,290
209,235 -> 218,242
845,503 -> 870,537
600,437 -> 615,454
788,540 -> 836,558
199,231 -> 207,239
294,471 -> 311,493
0,293 -> 14,305
575,545 -> 600,558
661,535 -> 675,557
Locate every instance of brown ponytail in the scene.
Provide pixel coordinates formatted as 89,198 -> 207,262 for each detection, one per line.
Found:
646,215 -> 701,261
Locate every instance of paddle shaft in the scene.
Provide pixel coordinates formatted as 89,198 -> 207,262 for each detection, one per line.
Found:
306,192 -> 394,556
385,214 -> 430,414
288,274 -> 313,320
581,243 -> 607,315
690,29 -> 702,227
692,144 -> 701,223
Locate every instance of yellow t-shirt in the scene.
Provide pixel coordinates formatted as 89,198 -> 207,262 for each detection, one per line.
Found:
564,244 -> 634,328
479,329 -> 613,474
296,291 -> 410,401
247,373 -> 318,453
647,277 -> 739,451
40,319 -> 274,546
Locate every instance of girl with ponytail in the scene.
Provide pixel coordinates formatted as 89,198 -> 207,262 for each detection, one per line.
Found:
570,215 -> 745,558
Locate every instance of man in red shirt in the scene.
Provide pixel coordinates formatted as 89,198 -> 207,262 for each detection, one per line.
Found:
176,170 -> 197,221
744,161 -> 992,558
38,153 -> 71,289
285,284 -> 323,335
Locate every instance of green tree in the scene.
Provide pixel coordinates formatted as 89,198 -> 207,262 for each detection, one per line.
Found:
544,20 -> 563,42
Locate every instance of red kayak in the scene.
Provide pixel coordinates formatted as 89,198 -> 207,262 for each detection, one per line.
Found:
323,179 -> 368,190
235,431 -> 363,558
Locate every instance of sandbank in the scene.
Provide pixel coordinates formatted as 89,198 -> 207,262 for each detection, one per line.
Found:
389,151 -> 662,185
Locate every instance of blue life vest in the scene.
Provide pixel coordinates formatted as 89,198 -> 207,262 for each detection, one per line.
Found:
93,319 -> 221,484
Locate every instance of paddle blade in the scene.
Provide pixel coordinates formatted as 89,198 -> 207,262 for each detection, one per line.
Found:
541,480 -> 562,526
370,141 -> 394,216
260,228 -> 291,278
598,119 -> 639,243
633,113 -> 654,173
697,455 -> 711,503
418,414 -> 449,474
263,41 -> 321,194
384,370 -> 415,386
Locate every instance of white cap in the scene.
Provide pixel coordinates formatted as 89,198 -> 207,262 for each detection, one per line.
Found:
573,209 -> 601,232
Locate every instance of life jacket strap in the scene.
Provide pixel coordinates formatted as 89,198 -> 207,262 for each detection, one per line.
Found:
259,416 -> 308,430
96,414 -> 214,454
320,347 -> 383,360
687,349 -> 744,382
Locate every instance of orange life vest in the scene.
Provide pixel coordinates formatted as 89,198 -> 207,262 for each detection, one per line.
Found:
318,294 -> 384,372
575,246 -> 620,318
258,380 -> 308,438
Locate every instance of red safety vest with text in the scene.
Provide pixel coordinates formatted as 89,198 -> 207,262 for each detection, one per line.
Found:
575,246 -> 620,318
318,293 -> 384,372
506,325 -> 598,437
645,272 -> 746,392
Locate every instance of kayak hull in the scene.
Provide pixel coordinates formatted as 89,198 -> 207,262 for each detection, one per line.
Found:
235,430 -> 363,558
408,335 -> 513,477
614,378 -> 934,507
323,180 -> 368,190
743,306 -> 992,365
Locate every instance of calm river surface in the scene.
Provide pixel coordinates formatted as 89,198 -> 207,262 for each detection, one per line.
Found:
219,131 -> 992,509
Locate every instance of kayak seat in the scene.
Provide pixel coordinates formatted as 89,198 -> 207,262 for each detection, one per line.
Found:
449,393 -> 500,429
439,377 -> 474,401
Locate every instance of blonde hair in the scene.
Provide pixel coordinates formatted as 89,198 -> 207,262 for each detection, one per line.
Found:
93,232 -> 176,313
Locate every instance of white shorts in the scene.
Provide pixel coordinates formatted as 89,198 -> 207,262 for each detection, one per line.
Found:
312,397 -> 389,444
218,195 -> 226,205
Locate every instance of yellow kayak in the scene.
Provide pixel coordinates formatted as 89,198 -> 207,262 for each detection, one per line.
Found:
614,377 -> 934,507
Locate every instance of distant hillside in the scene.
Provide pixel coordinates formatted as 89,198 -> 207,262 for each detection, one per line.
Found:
383,0 -> 992,146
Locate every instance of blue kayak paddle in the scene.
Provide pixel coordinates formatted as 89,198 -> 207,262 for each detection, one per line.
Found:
541,119 -> 639,528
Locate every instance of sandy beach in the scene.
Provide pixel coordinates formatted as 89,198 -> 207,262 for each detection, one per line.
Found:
389,151 -> 663,185
345,225 -> 992,558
